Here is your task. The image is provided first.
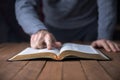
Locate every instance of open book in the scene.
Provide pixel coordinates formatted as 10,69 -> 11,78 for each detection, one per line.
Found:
8,43 -> 109,61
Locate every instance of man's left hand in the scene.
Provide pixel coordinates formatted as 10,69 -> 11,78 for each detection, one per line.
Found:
91,39 -> 120,52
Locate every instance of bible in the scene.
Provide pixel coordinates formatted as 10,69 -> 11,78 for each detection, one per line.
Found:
8,43 -> 109,61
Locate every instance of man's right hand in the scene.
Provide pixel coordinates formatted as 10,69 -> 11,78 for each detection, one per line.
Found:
30,30 -> 62,49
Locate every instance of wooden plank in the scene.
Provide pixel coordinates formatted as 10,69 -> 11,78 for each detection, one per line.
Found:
100,49 -> 120,62
0,43 -> 29,80
0,43 -> 29,61
81,60 -> 113,80
62,61 -> 87,80
99,53 -> 120,80
12,61 -> 46,80
100,62 -> 120,80
0,43 -> 28,64
37,61 -> 62,80
0,61 -> 28,80
0,43 -> 7,48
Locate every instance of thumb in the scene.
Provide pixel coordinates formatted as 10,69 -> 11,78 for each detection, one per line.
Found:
91,42 -> 97,48
53,42 -> 62,48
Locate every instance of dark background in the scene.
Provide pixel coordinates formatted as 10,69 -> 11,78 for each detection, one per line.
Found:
118,0 -> 120,24
0,0 -> 29,43
0,0 -> 120,43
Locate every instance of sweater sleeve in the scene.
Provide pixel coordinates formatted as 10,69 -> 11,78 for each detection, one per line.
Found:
15,0 -> 47,35
97,0 -> 117,40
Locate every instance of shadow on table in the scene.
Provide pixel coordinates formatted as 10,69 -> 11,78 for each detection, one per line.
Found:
17,57 -> 111,62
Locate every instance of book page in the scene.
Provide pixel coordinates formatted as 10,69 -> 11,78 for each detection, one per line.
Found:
60,43 -> 98,54
17,47 -> 60,55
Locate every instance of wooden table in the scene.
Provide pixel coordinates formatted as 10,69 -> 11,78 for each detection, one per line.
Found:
0,43 -> 120,80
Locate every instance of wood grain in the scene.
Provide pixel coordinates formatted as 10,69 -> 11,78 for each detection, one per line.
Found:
0,43 -> 29,80
0,43 -> 119,80
99,53 -> 120,80
12,61 -> 46,80
63,61 -> 87,80
81,60 -> 113,80
37,61 -> 62,80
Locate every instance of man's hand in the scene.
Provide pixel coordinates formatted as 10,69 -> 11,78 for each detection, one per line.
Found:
91,39 -> 120,52
30,30 -> 62,49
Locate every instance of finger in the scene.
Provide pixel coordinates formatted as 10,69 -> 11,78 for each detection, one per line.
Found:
106,41 -> 116,52
101,41 -> 111,52
45,39 -> 52,50
30,34 -> 35,47
54,42 -> 62,48
36,33 -> 45,48
44,34 -> 53,50
113,43 -> 120,52
30,34 -> 39,48
51,36 -> 62,48
30,34 -> 38,44
30,34 -> 35,43
31,32 -> 45,49
91,41 -> 97,48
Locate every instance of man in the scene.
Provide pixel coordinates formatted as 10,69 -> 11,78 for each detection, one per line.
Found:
15,0 -> 120,52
